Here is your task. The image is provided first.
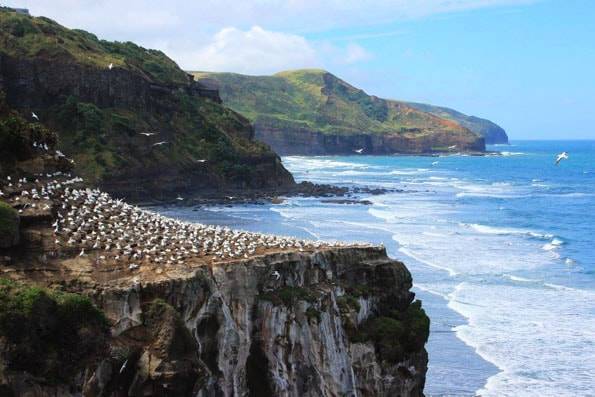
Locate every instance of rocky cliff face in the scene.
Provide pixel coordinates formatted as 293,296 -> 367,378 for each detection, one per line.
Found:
256,124 -> 485,155
1,244 -> 427,397
0,9 -> 295,201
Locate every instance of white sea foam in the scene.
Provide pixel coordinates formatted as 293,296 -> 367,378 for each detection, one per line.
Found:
500,151 -> 525,156
398,246 -> 458,276
461,223 -> 553,239
449,282 -> 595,397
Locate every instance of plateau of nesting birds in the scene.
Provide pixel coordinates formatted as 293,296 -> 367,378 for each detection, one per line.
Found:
1,162 -> 351,274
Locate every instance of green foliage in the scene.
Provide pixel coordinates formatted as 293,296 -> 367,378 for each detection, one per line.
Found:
0,278 -> 109,382
351,300 -> 429,364
305,306 -> 322,322
0,201 -> 18,238
259,286 -> 316,307
337,294 -> 361,313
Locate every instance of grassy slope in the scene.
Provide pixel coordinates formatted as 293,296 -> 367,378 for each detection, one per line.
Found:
404,101 -> 508,143
192,69 -> 474,138
0,8 -> 287,192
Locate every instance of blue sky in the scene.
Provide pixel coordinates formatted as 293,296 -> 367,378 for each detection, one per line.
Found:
7,0 -> 595,139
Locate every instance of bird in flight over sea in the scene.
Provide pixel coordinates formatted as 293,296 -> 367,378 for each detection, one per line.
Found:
108,63 -> 113,70
354,148 -> 364,154
152,141 -> 168,147
139,132 -> 158,136
432,161 -> 439,166
555,152 -> 569,165
31,112 -> 39,120
194,159 -> 207,163
176,195 -> 184,201
448,145 -> 457,150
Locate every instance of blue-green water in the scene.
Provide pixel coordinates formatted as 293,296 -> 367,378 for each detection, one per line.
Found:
155,141 -> 595,397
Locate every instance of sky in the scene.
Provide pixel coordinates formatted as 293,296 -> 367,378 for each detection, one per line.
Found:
4,0 -> 595,139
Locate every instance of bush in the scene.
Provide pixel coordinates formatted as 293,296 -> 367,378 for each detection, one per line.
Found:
350,300 -> 429,364
259,286 -> 316,307
0,279 -> 109,382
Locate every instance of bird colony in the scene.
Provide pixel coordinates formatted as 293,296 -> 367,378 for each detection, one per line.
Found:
1,172 -> 347,270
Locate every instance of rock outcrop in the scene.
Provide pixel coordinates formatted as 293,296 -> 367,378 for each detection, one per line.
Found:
1,244 -> 428,397
192,69 -> 487,155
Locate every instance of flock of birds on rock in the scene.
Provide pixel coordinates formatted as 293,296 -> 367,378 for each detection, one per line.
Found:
1,170 -> 345,273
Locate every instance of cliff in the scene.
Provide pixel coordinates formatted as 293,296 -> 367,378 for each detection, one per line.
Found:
0,8 -> 295,201
405,102 -> 508,144
192,69 -> 487,155
0,104 -> 429,396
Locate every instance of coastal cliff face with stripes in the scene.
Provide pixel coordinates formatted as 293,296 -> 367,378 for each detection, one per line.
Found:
0,8 -> 429,397
0,8 -> 294,202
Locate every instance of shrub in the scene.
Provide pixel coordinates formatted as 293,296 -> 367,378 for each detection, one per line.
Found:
0,279 -> 109,382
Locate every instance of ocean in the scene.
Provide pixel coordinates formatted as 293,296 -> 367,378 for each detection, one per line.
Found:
154,140 -> 595,397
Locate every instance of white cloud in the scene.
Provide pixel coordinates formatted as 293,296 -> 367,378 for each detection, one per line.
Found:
178,26 -> 318,74
345,44 -> 373,64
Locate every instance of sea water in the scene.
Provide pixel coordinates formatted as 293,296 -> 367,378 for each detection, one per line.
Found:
154,141 -> 595,397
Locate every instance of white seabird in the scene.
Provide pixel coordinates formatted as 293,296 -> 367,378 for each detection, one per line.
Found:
271,270 -> 281,281
108,63 -> 113,70
31,112 -> 39,120
354,148 -> 364,154
152,141 -> 168,147
555,151 -> 568,165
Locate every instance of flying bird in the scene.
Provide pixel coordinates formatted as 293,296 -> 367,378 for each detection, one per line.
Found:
448,145 -> 457,150
555,151 -> 568,165
139,132 -> 158,136
354,148 -> 364,154
432,161 -> 439,166
152,141 -> 168,147
176,196 -> 184,201
271,270 -> 281,281
194,159 -> 207,163
108,63 -> 113,70
31,112 -> 39,120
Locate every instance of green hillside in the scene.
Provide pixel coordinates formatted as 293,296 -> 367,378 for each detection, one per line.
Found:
0,8 -> 293,199
193,69 -> 471,137
405,102 -> 508,144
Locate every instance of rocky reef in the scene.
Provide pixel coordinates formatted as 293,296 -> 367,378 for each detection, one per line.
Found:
193,69 -> 487,155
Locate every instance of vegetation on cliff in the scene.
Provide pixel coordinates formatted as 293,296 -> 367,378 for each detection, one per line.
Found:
0,8 -> 294,199
0,278 -> 109,382
352,300 -> 430,364
406,102 -> 508,144
192,69 -> 488,143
